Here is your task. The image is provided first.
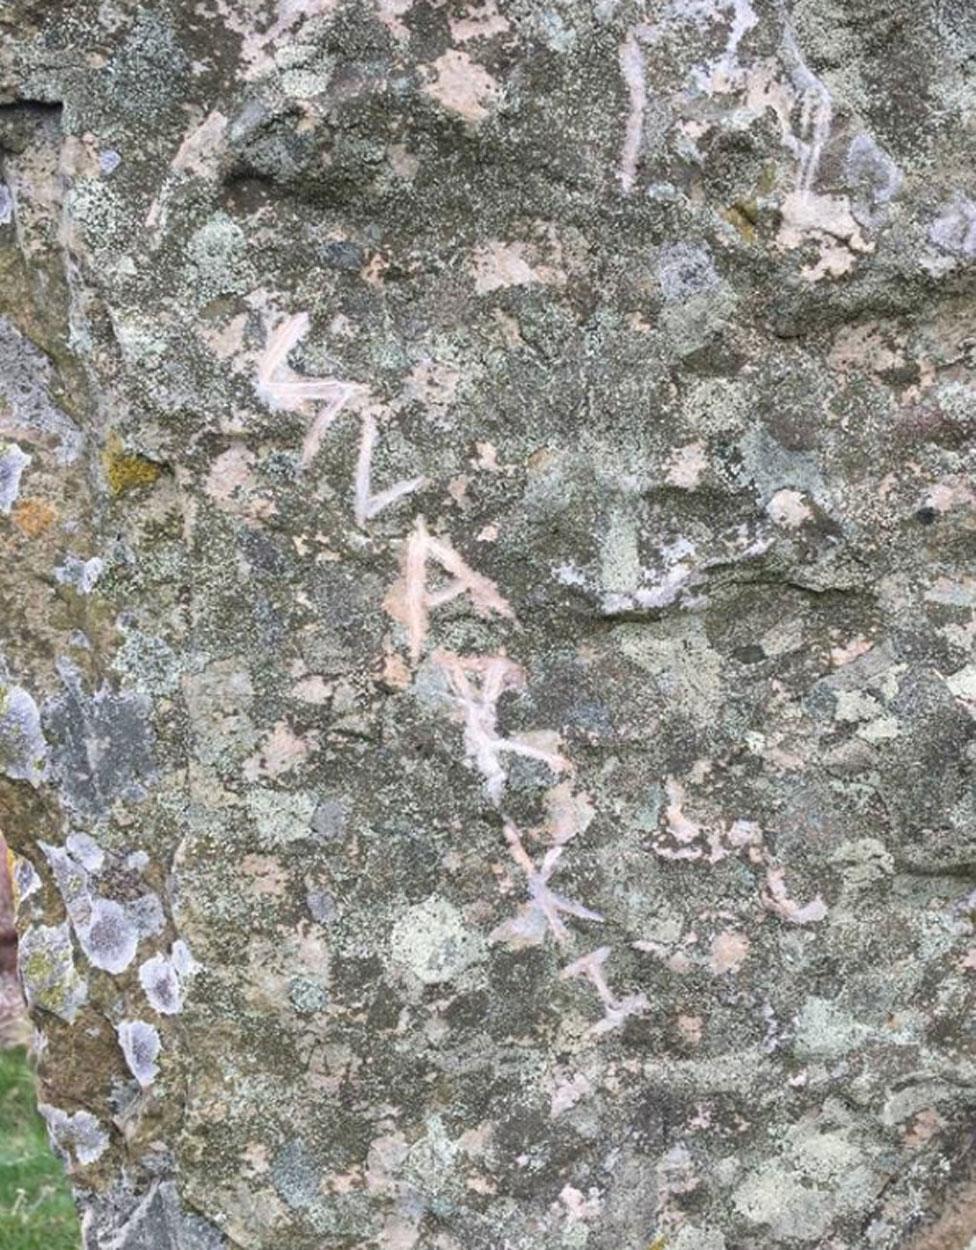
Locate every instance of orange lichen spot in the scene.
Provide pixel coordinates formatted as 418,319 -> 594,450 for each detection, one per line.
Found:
10,498 -> 56,536
103,433 -> 162,495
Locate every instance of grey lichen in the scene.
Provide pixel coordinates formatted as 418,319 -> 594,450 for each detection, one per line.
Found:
39,1105 -> 109,1168
0,683 -> 47,783
44,660 -> 155,819
116,1019 -> 161,1088
0,440 -> 30,512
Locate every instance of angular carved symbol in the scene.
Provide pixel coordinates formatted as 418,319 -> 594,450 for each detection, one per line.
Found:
255,312 -> 423,524
491,819 -> 604,948
385,523 -> 516,664
561,946 -> 649,1036
432,651 -> 565,802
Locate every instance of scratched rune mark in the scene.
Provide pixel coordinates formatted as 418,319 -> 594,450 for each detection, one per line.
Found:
433,650 -> 567,803
561,946 -> 650,1035
384,521 -> 516,664
491,818 -> 604,948
255,312 -> 423,525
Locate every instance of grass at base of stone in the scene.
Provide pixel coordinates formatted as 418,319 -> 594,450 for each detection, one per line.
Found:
0,1047 -> 80,1250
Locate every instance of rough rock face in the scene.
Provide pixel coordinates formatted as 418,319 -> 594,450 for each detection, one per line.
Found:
0,2 -> 975,1247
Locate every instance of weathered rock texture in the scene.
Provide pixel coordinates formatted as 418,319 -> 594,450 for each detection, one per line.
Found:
1,1 -> 975,1247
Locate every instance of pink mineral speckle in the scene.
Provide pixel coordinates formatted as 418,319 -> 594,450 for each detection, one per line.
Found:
423,50 -> 500,123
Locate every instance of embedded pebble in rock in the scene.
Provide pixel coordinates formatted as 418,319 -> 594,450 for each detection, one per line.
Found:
0,3 -> 974,1248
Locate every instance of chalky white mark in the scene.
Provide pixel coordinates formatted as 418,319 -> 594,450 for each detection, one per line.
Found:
561,946 -> 649,1035
761,867 -> 827,925
256,313 -> 422,522
617,31 -> 647,194
777,191 -> 870,279
697,0 -> 759,93
0,442 -> 30,513
353,412 -> 425,528
491,819 -> 604,947
171,111 -> 228,177
649,785 -> 827,923
780,17 -> 833,195
255,313 -> 362,455
117,1019 -> 161,1087
385,519 -> 516,663
434,651 -> 567,802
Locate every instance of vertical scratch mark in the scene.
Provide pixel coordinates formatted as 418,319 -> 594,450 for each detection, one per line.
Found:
354,412 -> 425,527
618,30 -> 647,195
299,384 -> 359,468
780,11 -> 833,195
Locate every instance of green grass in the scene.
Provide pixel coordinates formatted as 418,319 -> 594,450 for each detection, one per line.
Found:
0,1048 -> 80,1249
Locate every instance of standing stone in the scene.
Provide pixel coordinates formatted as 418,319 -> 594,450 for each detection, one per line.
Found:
0,3 -> 975,1248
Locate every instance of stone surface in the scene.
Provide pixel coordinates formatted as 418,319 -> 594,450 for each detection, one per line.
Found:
0,2 -> 975,1247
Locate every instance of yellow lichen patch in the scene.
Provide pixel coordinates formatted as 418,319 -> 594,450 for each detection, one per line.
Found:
103,433 -> 162,495
10,497 -> 57,537
724,203 -> 757,242
647,1237 -> 668,1250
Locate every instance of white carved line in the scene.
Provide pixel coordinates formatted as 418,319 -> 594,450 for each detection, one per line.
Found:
561,946 -> 649,1036
433,650 -> 566,803
491,818 -> 604,948
354,411 -> 426,528
252,310 -> 653,1035
254,312 -> 423,524
385,521 -> 516,663
617,30 -> 647,195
